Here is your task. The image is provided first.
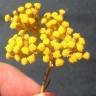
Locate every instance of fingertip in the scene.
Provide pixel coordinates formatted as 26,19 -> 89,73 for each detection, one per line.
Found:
33,92 -> 56,96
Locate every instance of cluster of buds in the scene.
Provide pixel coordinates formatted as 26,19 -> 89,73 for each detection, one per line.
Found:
5,2 -> 41,34
5,2 -> 90,67
5,34 -> 37,65
40,10 -> 90,67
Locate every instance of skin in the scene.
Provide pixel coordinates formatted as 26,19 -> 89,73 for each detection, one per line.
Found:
0,62 -> 56,96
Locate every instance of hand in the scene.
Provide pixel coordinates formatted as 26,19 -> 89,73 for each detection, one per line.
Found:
0,62 -> 56,96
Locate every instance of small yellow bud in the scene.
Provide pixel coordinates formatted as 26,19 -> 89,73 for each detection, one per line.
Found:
45,29 -> 51,35
34,2 -> 41,9
5,14 -> 11,22
14,54 -> 20,62
29,44 -> 36,52
59,9 -> 65,15
29,36 -> 37,44
54,43 -> 61,50
76,43 -> 84,52
18,6 -> 24,13
58,26 -> 66,34
55,15 -> 63,22
40,28 -> 46,34
53,50 -> 61,58
21,46 -> 29,55
55,58 -> 64,67
73,33 -> 81,39
6,52 -> 12,59
68,55 -> 77,63
10,22 -> 17,29
43,38 -> 50,45
83,52 -> 90,60
37,43 -> 45,51
51,12 -> 58,18
67,41 -> 75,48
18,30 -> 26,36
24,34 -> 29,40
67,27 -> 73,34
61,41 -> 68,48
25,9 -> 33,15
41,18 -> 47,24
44,47 -> 50,55
75,52 -> 82,60
62,49 -> 70,57
78,37 -> 85,45
62,21 -> 69,27
13,10 -> 17,15
43,55 -> 50,63
27,54 -> 36,64
13,45 -> 20,53
25,2 -> 32,9
53,31 -> 60,38
19,14 -> 29,23
40,34 -> 47,40
5,45 -> 12,52
21,58 -> 27,65
44,12 -> 51,19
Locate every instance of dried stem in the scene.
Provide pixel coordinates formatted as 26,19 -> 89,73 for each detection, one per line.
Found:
41,62 -> 53,92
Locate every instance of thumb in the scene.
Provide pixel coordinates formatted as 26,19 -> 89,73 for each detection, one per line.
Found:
33,92 -> 56,96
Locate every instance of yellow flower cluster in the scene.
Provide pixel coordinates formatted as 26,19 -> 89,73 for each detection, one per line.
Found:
40,9 -> 90,67
5,2 -> 90,67
5,34 -> 37,65
5,2 -> 41,33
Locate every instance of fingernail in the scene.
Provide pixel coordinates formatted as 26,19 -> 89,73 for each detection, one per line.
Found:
33,92 -> 56,96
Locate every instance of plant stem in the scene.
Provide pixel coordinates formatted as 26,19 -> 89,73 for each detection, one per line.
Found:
41,62 -> 53,92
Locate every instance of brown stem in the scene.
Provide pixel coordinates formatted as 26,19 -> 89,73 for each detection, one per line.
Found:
41,62 -> 53,92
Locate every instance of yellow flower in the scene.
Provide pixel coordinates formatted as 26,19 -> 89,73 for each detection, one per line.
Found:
73,33 -> 81,39
27,54 -> 36,64
75,52 -> 82,60
10,22 -> 17,29
21,46 -> 29,55
6,52 -> 12,59
25,9 -> 33,15
29,36 -> 37,44
14,54 -> 20,62
5,14 -> 11,22
59,9 -> 65,15
41,18 -> 47,24
43,47 -> 51,55
40,34 -> 47,40
34,2 -> 41,9
19,14 -> 29,24
66,27 -> 73,34
18,6 -> 24,13
43,55 -> 50,63
55,15 -> 63,22
78,37 -> 85,45
25,2 -> 32,9
5,45 -> 12,52
29,43 -> 36,52
37,43 -> 45,51
53,31 -> 60,38
43,38 -> 50,45
13,45 -> 20,53
83,52 -> 90,60
53,50 -> 61,58
62,49 -> 70,57
76,43 -> 84,52
53,42 -> 61,50
21,57 -> 27,65
51,12 -> 58,18
67,40 -> 75,48
62,21 -> 69,27
55,58 -> 64,67
58,26 -> 66,34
